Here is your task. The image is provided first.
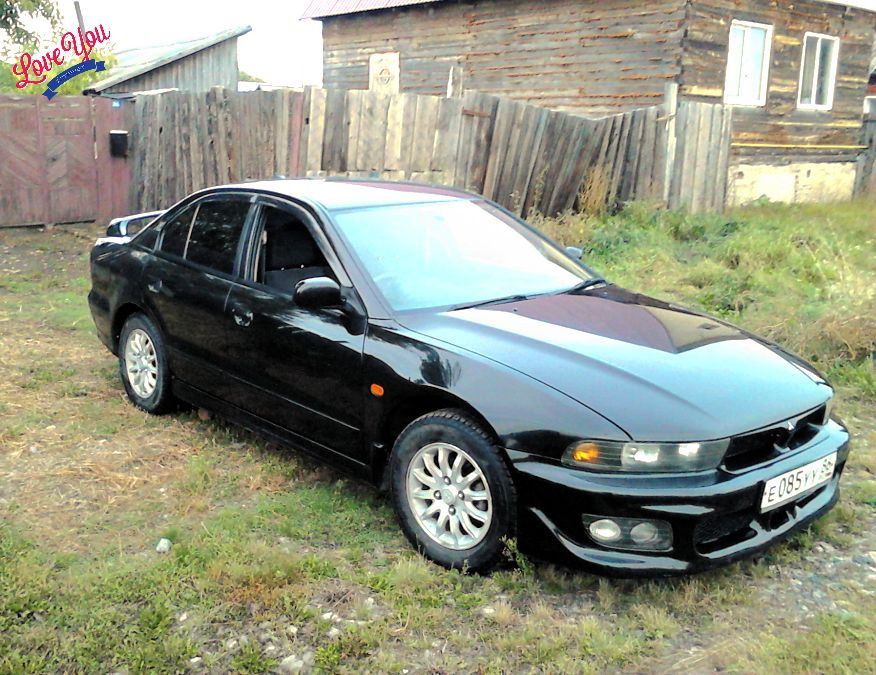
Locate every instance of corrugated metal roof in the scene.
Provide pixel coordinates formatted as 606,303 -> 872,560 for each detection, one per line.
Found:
301,0 -> 875,19
301,0 -> 443,20
89,25 -> 252,93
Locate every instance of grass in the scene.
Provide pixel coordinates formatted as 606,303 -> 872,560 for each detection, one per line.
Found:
0,205 -> 874,673
533,200 -> 875,401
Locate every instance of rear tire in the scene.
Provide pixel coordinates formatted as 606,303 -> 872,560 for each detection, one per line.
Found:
389,409 -> 516,572
118,313 -> 175,414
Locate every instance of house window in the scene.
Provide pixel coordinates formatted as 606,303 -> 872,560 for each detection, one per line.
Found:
798,32 -> 840,110
724,20 -> 774,106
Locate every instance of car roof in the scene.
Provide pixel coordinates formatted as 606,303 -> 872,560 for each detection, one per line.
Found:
222,177 -> 477,212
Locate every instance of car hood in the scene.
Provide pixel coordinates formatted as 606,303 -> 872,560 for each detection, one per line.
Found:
399,286 -> 830,441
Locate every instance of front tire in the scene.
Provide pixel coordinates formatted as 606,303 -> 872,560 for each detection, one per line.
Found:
118,313 -> 174,414
390,409 -> 516,572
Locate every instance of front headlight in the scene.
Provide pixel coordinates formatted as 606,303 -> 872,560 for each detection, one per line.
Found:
562,438 -> 729,472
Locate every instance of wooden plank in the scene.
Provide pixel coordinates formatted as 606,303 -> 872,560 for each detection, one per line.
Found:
702,104 -> 723,212
493,100 -> 529,209
691,103 -> 713,213
607,112 -> 632,205
399,93 -> 419,176
662,82 -> 678,205
288,90 -> 305,176
637,106 -> 658,200
621,109 -> 645,202
715,105 -> 733,211
190,92 -> 206,192
522,108 -> 560,216
431,96 -> 463,184
543,113 -> 578,215
322,88 -> 348,173
469,93 -> 499,193
678,102 -> 700,210
410,94 -> 440,173
563,117 -> 604,214
548,117 -> 587,214
482,97 -> 516,200
359,91 -> 391,172
510,106 -> 549,215
668,100 -> 688,209
383,93 -> 406,172
345,89 -> 364,174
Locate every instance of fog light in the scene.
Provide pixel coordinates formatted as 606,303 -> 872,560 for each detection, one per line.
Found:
630,522 -> 659,545
588,519 -> 622,543
583,514 -> 673,552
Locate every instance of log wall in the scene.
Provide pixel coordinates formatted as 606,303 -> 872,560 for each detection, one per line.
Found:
682,0 -> 876,165
321,0 -> 687,116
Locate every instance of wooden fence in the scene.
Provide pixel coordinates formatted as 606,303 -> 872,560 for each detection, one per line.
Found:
127,85 -> 733,217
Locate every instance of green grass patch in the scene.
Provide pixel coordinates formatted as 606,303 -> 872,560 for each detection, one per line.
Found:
533,200 -> 876,404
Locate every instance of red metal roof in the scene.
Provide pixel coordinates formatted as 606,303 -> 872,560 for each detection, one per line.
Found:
301,0 -> 443,19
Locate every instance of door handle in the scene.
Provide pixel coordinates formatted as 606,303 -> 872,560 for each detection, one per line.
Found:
147,279 -> 162,294
232,307 -> 253,327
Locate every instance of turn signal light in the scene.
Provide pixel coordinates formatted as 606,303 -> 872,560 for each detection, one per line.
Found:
570,442 -> 600,463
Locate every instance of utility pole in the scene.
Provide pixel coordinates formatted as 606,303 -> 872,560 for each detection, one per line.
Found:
73,1 -> 86,38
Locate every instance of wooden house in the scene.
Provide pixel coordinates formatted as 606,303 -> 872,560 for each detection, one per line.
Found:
303,0 -> 876,205
85,26 -> 251,96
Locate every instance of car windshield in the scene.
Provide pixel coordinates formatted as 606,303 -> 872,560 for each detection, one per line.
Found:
331,199 -> 594,311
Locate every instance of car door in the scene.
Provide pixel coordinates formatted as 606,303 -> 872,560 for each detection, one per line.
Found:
222,198 -> 367,460
142,193 -> 254,396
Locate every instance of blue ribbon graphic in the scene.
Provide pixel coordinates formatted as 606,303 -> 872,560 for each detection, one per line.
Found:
42,58 -> 106,100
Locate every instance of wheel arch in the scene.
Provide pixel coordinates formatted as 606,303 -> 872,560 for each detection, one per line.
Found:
111,302 -> 161,353
372,388 -> 501,490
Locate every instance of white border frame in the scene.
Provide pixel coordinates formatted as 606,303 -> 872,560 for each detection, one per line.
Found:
723,19 -> 774,107
796,31 -> 841,112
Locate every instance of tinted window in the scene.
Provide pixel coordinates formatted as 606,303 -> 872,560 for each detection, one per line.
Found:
159,205 -> 196,258
134,223 -> 159,249
186,200 -> 250,275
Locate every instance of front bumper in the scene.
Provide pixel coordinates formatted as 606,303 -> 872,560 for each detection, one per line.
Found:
510,419 -> 850,576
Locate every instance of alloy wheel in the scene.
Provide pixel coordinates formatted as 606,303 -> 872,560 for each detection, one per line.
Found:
124,328 -> 158,398
406,442 -> 493,551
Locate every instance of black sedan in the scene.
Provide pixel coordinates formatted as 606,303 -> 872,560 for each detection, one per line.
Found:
88,179 -> 849,575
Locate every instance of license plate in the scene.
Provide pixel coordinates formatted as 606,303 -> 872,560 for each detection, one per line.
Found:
760,452 -> 837,512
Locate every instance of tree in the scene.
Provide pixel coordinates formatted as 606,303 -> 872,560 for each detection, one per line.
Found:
239,69 -> 265,83
0,0 -> 61,54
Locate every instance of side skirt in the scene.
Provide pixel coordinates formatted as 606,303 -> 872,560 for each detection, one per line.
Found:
172,379 -> 372,481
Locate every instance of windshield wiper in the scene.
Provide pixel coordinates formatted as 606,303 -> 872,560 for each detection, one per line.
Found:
562,278 -> 607,294
448,294 -> 531,312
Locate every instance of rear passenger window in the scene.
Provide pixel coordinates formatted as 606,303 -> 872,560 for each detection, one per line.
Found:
159,205 -> 196,258
186,200 -> 250,275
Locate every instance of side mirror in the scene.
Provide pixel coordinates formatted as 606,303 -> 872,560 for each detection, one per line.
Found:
565,246 -> 583,260
106,220 -> 126,237
294,277 -> 343,309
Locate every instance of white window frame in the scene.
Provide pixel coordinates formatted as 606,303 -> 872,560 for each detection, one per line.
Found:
796,32 -> 841,111
723,19 -> 774,107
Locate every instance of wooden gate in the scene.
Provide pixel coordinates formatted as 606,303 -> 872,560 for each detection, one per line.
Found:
0,95 -> 131,227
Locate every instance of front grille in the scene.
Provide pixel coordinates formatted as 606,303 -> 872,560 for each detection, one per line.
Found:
723,405 -> 826,471
694,509 -> 755,553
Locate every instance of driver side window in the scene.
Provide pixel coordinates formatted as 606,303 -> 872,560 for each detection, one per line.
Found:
255,205 -> 332,295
